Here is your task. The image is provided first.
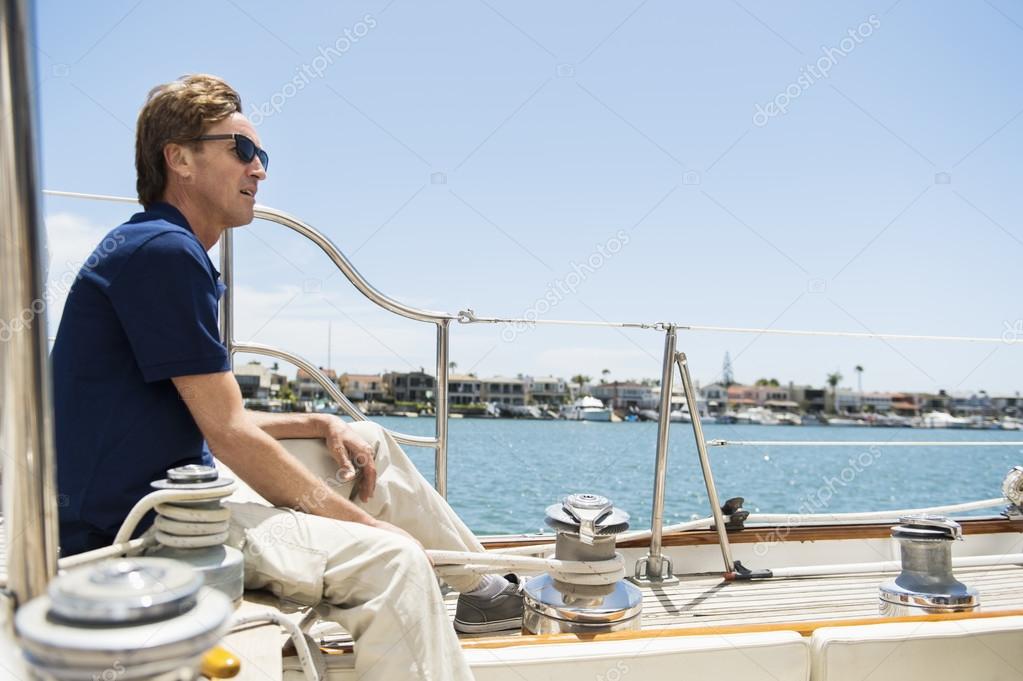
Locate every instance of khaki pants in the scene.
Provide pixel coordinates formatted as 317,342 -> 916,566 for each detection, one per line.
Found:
221,421 -> 479,681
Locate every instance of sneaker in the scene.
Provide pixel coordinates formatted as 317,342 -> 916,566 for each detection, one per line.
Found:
453,574 -> 524,634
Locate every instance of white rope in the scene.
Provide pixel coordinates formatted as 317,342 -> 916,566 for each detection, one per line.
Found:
428,549 -> 626,586
232,611 -> 323,681
709,440 -> 1023,447
112,484 -> 236,547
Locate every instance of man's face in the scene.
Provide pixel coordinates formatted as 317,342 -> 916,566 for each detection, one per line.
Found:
188,112 -> 266,228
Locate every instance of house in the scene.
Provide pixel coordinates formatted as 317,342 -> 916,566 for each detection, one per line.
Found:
339,373 -> 387,402
524,376 -> 570,405
234,360 -> 272,399
700,382 -> 729,415
727,385 -> 757,409
385,370 -> 435,403
448,374 -> 482,405
296,367 -> 338,401
991,393 -> 1023,417
890,393 -> 922,416
790,385 -> 827,414
592,382 -> 657,410
481,376 -> 525,406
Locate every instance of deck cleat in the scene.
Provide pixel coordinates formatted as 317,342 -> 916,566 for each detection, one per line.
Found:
522,493 -> 642,634
15,557 -> 233,680
879,515 -> 979,617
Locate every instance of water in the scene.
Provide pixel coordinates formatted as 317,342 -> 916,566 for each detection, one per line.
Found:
369,417 -> 1023,535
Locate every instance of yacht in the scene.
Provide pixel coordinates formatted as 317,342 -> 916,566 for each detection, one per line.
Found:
561,396 -> 612,422
5,5 -> 1023,680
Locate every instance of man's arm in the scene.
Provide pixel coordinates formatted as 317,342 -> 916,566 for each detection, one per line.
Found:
172,372 -> 388,524
246,410 -> 377,501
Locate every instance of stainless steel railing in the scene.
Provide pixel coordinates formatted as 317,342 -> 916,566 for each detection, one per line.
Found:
0,0 -> 61,605
217,206 -> 454,496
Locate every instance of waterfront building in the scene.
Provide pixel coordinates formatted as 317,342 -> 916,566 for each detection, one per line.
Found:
234,360 -> 272,399
481,376 -> 526,406
296,367 -> 338,401
524,376 -> 570,405
339,373 -> 387,402
789,385 -> 827,414
449,374 -> 482,405
591,381 -> 657,410
890,393 -> 922,416
991,393 -> 1023,417
699,383 -> 729,415
385,370 -> 436,403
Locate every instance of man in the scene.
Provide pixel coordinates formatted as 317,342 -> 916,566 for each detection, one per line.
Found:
52,74 -> 520,681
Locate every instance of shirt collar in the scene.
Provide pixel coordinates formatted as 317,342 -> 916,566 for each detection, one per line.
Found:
129,202 -> 223,281
129,202 -> 193,232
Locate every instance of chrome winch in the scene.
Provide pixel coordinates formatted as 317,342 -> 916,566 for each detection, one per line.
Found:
15,558 -> 233,680
522,493 -> 643,634
145,464 -> 245,605
879,515 -> 979,617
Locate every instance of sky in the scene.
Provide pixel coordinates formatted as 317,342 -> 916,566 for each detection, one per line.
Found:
31,0 -> 1023,395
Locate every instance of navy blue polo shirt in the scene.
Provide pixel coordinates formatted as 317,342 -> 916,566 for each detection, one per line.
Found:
52,202 -> 231,556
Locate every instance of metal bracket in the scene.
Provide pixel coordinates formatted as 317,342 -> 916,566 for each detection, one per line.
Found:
1002,504 -> 1023,521
629,555 -> 679,586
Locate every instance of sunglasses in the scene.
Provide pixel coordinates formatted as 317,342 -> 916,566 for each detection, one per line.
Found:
193,133 -> 269,171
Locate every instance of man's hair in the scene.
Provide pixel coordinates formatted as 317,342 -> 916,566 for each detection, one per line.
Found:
135,74 -> 242,208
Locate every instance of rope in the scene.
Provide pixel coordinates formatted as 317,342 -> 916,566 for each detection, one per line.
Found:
112,484 -> 236,547
428,549 -> 626,586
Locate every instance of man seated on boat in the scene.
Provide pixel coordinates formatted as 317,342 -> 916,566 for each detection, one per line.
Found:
51,74 -> 519,681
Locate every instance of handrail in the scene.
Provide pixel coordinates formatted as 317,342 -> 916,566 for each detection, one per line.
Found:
253,204 -> 456,323
232,341 -> 439,449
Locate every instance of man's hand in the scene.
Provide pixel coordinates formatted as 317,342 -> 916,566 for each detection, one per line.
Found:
322,419 -> 378,502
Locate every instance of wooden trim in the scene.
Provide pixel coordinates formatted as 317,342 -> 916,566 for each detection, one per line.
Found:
481,517 -> 1023,550
459,608 -> 1023,650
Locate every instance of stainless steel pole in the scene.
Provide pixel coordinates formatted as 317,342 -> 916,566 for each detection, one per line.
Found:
218,229 -> 235,359
434,320 -> 449,498
0,0 -> 61,604
634,325 -> 677,583
676,351 -> 735,575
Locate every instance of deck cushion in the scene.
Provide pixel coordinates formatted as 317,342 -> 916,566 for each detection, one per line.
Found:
811,615 -> 1023,681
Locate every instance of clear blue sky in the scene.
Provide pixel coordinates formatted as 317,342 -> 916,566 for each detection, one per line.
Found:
34,0 -> 1023,395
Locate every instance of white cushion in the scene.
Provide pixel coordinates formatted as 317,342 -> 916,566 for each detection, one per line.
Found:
287,630 -> 810,680
811,615 -> 1023,681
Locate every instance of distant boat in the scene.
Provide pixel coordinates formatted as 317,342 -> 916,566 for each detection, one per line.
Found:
735,407 -> 780,425
562,396 -> 612,422
919,411 -> 972,429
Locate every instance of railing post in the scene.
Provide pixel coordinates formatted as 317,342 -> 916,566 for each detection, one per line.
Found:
218,228 -> 235,360
0,0 -> 60,605
676,351 -> 735,576
631,325 -> 678,584
434,320 -> 450,498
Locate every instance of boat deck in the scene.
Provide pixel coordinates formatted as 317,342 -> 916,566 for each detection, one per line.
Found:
449,563 -> 1023,637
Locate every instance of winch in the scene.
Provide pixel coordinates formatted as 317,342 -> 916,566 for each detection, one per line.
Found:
522,493 -> 642,634
144,464 -> 245,604
15,557 -> 233,680
879,515 -> 979,617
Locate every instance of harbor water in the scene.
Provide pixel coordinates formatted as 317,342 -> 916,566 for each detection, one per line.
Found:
368,417 -> 1023,535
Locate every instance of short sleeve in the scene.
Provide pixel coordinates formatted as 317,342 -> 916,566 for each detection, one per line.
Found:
107,233 -> 230,382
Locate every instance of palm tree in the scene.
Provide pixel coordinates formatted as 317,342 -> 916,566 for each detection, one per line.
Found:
826,372 -> 843,414
855,365 -> 863,394
571,374 -> 591,397
601,368 -> 610,384
448,361 -> 457,373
